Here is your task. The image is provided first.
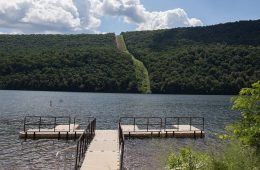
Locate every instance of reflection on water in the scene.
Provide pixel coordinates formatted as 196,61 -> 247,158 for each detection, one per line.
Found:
0,90 -> 239,169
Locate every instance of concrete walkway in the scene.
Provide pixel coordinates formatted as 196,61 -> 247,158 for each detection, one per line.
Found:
81,130 -> 120,170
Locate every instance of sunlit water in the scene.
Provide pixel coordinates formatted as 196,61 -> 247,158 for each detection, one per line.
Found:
0,90 -> 239,170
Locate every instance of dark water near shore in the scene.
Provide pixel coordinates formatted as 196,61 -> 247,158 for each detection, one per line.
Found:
0,90 -> 239,170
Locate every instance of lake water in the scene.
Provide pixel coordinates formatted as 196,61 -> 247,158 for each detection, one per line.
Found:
0,90 -> 239,170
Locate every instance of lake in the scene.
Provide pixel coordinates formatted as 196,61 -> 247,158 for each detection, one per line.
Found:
0,90 -> 239,169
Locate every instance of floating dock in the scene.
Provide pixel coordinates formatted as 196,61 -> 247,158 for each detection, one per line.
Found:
121,124 -> 204,138
19,124 -> 84,139
119,117 -> 205,138
20,116 -> 204,170
19,116 -> 94,140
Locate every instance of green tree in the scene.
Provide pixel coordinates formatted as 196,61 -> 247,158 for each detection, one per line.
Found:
230,80 -> 260,147
165,81 -> 260,170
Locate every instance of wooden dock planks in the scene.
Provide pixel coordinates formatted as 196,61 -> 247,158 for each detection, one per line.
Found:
81,130 -> 120,170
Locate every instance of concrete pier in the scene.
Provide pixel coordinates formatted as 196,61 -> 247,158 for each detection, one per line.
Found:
81,130 -> 120,170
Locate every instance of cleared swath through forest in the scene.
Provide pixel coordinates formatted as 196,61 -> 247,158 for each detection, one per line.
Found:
116,35 -> 151,94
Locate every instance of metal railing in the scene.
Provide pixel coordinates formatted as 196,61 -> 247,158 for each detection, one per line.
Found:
24,116 -> 72,132
119,116 -> 204,132
164,117 -> 204,131
119,117 -> 163,132
73,116 -> 95,130
23,116 -> 96,132
118,122 -> 125,170
55,118 -> 96,170
74,118 -> 96,170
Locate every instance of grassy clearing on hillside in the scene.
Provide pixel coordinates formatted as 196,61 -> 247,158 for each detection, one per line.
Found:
116,35 -> 151,93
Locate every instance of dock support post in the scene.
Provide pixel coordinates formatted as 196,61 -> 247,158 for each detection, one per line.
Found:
147,118 -> 149,132
190,117 -> 192,131
134,118 -> 136,131
33,132 -> 36,140
69,117 -> 71,132
39,117 -> 42,132
79,139 -> 82,163
58,132 -> 60,140
75,143 -> 79,170
24,117 -> 26,132
54,117 -> 56,132
166,131 -> 168,138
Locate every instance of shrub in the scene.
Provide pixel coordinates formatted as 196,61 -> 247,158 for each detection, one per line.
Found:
165,147 -> 210,170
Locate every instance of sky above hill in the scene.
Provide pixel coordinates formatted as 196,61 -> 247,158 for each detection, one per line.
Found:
0,0 -> 259,34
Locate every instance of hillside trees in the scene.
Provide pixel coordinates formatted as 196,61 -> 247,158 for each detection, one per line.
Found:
123,20 -> 260,94
0,34 -> 138,92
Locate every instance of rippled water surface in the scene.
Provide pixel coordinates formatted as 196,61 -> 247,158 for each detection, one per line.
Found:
0,90 -> 239,169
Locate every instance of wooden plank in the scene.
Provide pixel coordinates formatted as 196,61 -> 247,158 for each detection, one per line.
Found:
81,130 -> 120,170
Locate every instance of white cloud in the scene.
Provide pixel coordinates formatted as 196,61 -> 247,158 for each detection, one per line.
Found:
0,0 -> 101,34
100,0 -> 146,24
97,0 -> 203,31
136,8 -> 203,30
0,0 -> 202,33
21,1 -> 81,30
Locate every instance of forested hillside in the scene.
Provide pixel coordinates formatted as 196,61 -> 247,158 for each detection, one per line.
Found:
122,20 -> 260,94
0,20 -> 259,94
0,34 -> 138,92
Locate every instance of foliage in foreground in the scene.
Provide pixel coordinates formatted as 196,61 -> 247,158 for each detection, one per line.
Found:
166,81 -> 260,170
165,141 -> 260,170
230,80 -> 260,147
165,147 -> 210,170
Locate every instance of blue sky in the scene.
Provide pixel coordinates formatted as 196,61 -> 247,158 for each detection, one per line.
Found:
165,0 -> 258,22
0,0 -> 259,34
100,0 -> 260,34
141,0 -> 260,23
